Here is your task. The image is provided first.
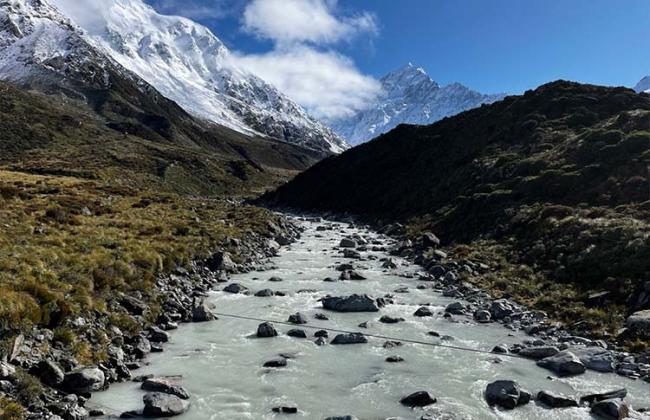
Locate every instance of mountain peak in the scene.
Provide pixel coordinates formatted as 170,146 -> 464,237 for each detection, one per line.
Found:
329,64 -> 505,145
634,76 -> 650,93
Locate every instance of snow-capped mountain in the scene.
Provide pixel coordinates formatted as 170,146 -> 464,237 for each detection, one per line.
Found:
634,76 -> 650,93
329,64 -> 505,145
0,0 -> 348,153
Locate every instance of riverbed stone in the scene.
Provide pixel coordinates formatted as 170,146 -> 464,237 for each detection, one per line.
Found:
339,270 -> 366,280
400,391 -> 437,407
191,302 -> 215,322
223,283 -> 248,294
485,380 -> 531,409
141,377 -> 190,399
445,302 -> 465,315
536,351 -> 586,376
288,312 -> 308,324
579,388 -> 627,405
263,358 -> 288,368
518,346 -> 560,360
536,390 -> 578,408
590,398 -> 629,420
142,392 -> 190,417
255,289 -> 275,297
386,356 -> 404,363
414,307 -> 434,317
331,333 -> 367,345
322,294 -> 379,312
256,322 -> 278,338
287,329 -> 307,338
379,315 -> 404,324
339,238 -> 357,248
490,299 -> 515,320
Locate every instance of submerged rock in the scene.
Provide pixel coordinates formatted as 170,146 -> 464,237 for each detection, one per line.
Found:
263,358 -> 288,368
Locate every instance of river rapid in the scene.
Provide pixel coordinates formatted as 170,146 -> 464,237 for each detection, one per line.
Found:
91,217 -> 649,419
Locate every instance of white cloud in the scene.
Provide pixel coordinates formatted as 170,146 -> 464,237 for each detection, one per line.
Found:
235,46 -> 381,119
242,0 -> 377,45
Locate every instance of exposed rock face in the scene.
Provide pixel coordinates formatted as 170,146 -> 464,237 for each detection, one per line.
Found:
322,295 -> 379,312
485,380 -> 531,409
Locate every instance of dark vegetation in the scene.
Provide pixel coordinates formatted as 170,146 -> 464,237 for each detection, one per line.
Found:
264,81 -> 650,342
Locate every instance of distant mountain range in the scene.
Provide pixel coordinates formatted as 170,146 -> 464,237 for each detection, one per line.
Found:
634,76 -> 650,93
328,64 -> 505,145
1,0 -> 348,153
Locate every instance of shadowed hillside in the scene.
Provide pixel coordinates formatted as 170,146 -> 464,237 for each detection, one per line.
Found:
263,81 -> 650,340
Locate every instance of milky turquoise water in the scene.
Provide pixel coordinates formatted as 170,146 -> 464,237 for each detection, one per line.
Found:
91,218 -> 650,419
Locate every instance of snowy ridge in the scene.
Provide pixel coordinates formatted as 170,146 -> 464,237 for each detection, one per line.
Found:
49,0 -> 348,153
329,63 -> 506,145
634,76 -> 650,93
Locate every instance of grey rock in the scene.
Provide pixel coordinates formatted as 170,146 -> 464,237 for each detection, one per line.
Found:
491,344 -> 509,354
400,391 -> 437,407
256,322 -> 278,338
149,326 -> 170,343
445,302 -> 465,315
490,299 -> 515,320
536,390 -> 578,408
474,310 -> 491,323
518,346 -> 560,360
63,367 -> 105,393
343,249 -> 361,259
191,302 -> 215,322
579,389 -> 627,406
590,398 -> 629,420
263,358 -> 288,368
386,356 -> 404,363
207,251 -> 236,273
339,238 -> 357,248
314,330 -> 328,338
142,392 -> 190,417
37,360 -> 65,387
331,333 -> 367,345
223,283 -> 248,294
288,312 -> 308,324
379,315 -> 404,324
626,310 -> 650,338
339,270 -> 366,280
572,348 -> 615,372
254,289 -> 275,297
322,294 -> 379,312
536,351 -> 586,377
287,329 -> 307,338
414,307 -> 434,317
142,377 -> 190,399
485,380 -> 531,409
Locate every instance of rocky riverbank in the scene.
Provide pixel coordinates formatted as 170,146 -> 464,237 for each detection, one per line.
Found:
0,214 -> 301,419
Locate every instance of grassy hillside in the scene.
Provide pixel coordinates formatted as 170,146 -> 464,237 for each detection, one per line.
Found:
0,82 -> 323,197
263,81 -> 650,341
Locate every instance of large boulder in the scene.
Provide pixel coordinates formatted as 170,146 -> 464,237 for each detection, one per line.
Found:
142,392 -> 190,417
223,283 -> 248,294
142,377 -> 190,399
63,367 -> 105,393
256,322 -> 278,338
536,390 -> 578,408
191,302 -> 215,322
207,251 -> 237,273
36,360 -> 65,387
400,391 -> 437,407
339,238 -> 357,248
536,351 -> 586,376
572,348 -> 615,372
485,380 -> 531,409
288,312 -> 308,324
626,310 -> 650,338
518,346 -> 560,360
590,398 -> 629,420
331,333 -> 367,345
322,295 -> 379,312
579,389 -> 627,406
445,302 -> 465,315
490,299 -> 515,320
414,307 -> 434,317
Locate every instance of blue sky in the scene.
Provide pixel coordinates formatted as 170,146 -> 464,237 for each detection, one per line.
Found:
144,0 -> 650,116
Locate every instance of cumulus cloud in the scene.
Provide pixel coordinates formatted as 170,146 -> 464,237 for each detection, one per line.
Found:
235,46 -> 380,119
242,0 -> 377,45
235,0 -> 381,119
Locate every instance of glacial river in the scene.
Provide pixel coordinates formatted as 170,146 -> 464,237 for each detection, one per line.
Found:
92,218 -> 649,419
